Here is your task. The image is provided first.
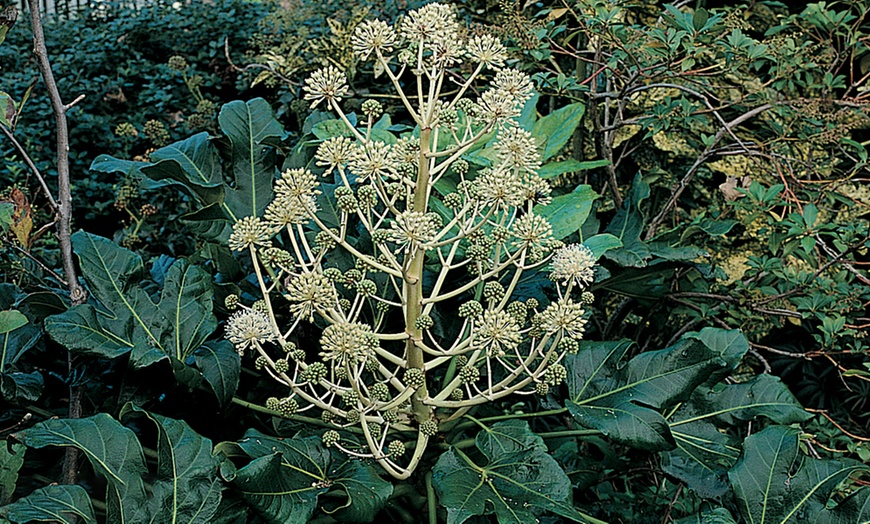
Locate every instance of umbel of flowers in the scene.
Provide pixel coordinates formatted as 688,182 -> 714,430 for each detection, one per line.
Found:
225,3 -> 596,479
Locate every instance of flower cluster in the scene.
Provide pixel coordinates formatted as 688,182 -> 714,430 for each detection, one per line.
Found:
226,2 -> 598,481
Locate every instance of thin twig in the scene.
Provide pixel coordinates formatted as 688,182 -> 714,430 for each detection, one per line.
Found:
0,122 -> 58,210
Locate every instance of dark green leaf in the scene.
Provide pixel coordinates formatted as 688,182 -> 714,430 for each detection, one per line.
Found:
530,103 -> 586,161
565,329 -> 748,450
0,371 -> 42,402
582,234 -> 622,260
120,404 -> 222,524
218,99 -> 284,218
14,414 -> 147,523
0,318 -> 40,372
230,430 -> 391,523
194,340 -> 240,408
0,485 -> 96,524
536,185 -> 597,240
432,420 -> 603,524
729,425 -> 870,523
0,442 -> 24,505
662,375 -> 810,498
674,507 -> 737,524
604,173 -> 651,267
45,232 -> 217,365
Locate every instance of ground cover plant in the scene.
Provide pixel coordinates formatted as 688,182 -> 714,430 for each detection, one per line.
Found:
1,0 -> 870,523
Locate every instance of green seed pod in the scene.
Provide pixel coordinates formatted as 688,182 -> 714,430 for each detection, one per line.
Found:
458,300 -> 483,318
265,397 -> 280,411
302,362 -> 327,383
345,409 -> 361,424
342,390 -> 360,407
483,281 -> 505,303
255,356 -> 268,370
370,382 -> 390,402
535,382 -> 550,396
224,294 -> 240,310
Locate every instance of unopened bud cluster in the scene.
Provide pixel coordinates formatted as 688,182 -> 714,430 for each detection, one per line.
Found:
224,3 -> 597,480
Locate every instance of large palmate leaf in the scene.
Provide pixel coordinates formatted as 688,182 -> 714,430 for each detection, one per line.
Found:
223,430 -> 392,523
218,98 -> 284,219
14,414 -> 148,523
45,231 -> 218,368
0,485 -> 96,524
13,409 -> 224,524
431,420 -> 604,524
662,374 -> 811,498
193,340 -> 240,409
120,405 -> 222,524
565,328 -> 748,451
729,425 -> 870,523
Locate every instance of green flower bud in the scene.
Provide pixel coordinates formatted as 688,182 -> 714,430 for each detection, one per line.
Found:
420,420 -> 438,436
459,366 -> 479,384
388,440 -> 406,457
404,368 -> 426,389
458,300 -> 483,318
273,359 -> 290,374
415,314 -> 434,330
370,382 -> 390,402
322,430 -> 341,447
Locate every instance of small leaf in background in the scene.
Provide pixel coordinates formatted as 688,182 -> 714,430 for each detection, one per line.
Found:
728,425 -> 870,523
0,371 -> 43,403
0,90 -> 15,128
0,442 -> 25,505
0,485 -> 96,524
582,233 -> 622,260
14,414 -> 148,523
432,420 -> 603,524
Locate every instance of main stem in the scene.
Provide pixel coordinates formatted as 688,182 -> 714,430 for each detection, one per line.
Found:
29,0 -> 86,487
405,127 -> 433,423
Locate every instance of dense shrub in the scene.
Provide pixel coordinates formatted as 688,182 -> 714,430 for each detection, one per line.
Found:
0,0 -> 268,232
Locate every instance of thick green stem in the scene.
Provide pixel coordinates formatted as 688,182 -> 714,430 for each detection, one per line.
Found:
405,126 -> 433,423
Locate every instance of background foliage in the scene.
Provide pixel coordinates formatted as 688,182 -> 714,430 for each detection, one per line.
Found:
1,0 -> 870,523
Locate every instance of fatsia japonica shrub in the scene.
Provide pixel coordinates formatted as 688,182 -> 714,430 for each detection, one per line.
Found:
222,3 -> 595,478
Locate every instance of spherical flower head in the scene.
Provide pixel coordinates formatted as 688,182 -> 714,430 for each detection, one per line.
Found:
550,244 -> 596,287
466,34 -> 507,69
474,309 -> 522,357
319,321 -> 378,365
316,136 -> 355,173
276,168 -> 320,200
388,440 -> 406,457
225,309 -> 276,354
285,272 -> 337,321
474,166 -> 525,210
389,210 -> 439,251
512,213 -> 556,251
496,127 -> 542,173
477,88 -> 522,126
229,216 -> 273,252
493,69 -> 535,104
265,193 -> 317,228
348,141 -> 397,182
303,65 -> 350,109
521,173 -> 551,206
537,298 -> 587,339
399,3 -> 459,46
168,55 -> 188,71
352,19 -> 397,60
